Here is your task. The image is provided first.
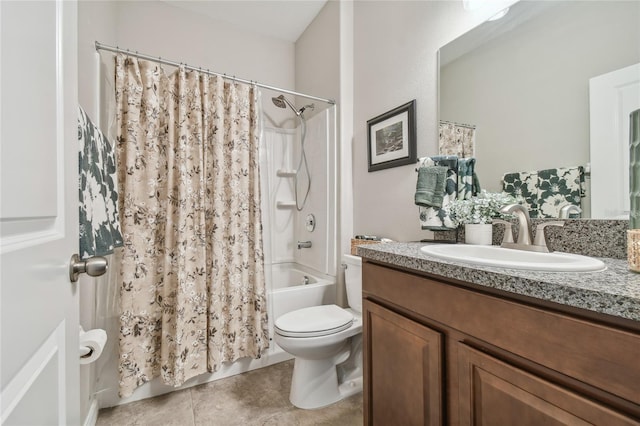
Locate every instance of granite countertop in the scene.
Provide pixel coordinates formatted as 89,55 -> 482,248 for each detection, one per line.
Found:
357,242 -> 640,323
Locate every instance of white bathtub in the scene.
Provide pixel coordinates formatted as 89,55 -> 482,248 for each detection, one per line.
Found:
268,263 -> 336,334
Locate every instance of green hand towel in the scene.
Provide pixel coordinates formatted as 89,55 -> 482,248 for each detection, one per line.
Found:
415,166 -> 449,208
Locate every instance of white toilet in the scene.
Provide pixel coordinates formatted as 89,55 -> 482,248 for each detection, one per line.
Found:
274,254 -> 363,409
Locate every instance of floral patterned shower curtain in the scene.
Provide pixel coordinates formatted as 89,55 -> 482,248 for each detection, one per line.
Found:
114,54 -> 268,397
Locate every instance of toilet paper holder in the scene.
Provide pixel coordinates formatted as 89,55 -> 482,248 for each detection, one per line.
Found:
80,345 -> 94,358
78,327 -> 107,364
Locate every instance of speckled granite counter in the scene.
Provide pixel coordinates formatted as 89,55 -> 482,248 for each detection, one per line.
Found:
357,242 -> 640,324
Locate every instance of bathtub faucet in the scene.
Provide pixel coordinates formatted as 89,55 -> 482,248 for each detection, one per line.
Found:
297,240 -> 312,249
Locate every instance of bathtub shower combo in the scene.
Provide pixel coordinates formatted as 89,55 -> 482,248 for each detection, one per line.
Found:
91,56 -> 338,406
260,96 -> 338,362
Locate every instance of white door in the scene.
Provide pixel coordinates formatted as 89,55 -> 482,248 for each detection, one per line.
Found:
590,63 -> 640,219
1,1 -> 80,424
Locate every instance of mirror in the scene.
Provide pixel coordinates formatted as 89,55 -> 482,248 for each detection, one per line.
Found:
439,1 -> 640,218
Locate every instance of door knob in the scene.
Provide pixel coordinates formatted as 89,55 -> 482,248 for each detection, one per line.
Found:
69,254 -> 108,282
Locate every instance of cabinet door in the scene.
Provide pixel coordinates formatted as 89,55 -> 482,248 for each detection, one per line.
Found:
363,300 -> 443,426
457,343 -> 639,426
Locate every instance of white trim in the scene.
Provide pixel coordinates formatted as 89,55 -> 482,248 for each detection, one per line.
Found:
54,0 -> 66,238
83,399 -> 99,426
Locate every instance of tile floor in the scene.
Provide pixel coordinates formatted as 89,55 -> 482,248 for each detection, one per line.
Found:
96,360 -> 363,426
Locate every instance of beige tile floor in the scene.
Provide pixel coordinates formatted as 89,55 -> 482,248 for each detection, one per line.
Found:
96,360 -> 363,426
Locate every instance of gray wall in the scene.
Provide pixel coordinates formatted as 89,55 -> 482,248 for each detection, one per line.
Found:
295,1 -> 354,306
440,1 -> 640,196
352,1 -> 514,242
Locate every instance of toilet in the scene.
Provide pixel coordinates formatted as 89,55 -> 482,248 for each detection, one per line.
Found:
274,254 -> 363,409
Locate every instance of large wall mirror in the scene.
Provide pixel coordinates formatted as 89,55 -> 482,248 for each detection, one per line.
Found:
439,1 -> 640,219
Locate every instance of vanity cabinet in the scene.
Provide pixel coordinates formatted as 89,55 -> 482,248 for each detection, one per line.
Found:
362,261 -> 640,425
364,300 -> 443,425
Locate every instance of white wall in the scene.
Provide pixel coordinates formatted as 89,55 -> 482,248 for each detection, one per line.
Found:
352,0 -> 515,242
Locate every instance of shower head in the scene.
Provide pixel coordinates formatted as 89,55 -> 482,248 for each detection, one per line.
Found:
272,94 -> 304,117
272,95 -> 317,117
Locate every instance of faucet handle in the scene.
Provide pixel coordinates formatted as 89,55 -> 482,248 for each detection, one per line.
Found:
533,221 -> 564,251
559,204 -> 582,219
492,219 -> 514,244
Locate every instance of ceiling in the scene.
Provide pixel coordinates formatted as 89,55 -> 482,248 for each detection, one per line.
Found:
164,1 -> 328,42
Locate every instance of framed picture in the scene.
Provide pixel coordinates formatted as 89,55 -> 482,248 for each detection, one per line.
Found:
367,100 -> 416,172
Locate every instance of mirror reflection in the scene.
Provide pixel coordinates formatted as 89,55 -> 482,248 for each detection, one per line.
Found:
439,1 -> 640,218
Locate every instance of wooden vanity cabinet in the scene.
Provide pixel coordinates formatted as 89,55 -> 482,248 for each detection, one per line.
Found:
362,261 -> 640,426
364,300 -> 443,425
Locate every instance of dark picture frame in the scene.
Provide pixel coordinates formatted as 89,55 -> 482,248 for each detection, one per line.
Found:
367,100 -> 416,172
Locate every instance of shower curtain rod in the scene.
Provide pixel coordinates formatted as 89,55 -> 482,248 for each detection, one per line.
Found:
95,41 -> 336,105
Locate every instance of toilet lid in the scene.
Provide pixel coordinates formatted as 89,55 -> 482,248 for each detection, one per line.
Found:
275,304 -> 354,338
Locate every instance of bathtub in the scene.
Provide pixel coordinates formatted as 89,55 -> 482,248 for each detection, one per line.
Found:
268,263 -> 336,337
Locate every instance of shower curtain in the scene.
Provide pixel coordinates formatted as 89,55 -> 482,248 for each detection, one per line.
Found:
114,54 -> 269,397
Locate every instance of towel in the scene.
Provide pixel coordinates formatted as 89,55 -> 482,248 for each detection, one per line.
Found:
457,157 -> 480,200
536,166 -> 584,218
502,166 -> 585,219
415,166 -> 448,208
78,106 -> 123,260
502,171 -> 539,218
418,156 -> 459,230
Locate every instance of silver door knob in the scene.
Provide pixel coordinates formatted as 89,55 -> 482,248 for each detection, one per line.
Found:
69,254 -> 108,282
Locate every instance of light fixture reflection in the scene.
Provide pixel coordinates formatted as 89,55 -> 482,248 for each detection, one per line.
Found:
463,0 -> 483,11
488,7 -> 510,21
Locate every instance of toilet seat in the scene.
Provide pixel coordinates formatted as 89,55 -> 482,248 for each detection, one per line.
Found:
275,304 -> 354,338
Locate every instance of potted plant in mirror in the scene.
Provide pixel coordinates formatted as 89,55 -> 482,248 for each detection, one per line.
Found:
447,191 -> 516,245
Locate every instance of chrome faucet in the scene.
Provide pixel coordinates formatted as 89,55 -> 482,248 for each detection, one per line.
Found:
559,204 -> 582,219
499,204 -> 533,246
297,240 -> 312,249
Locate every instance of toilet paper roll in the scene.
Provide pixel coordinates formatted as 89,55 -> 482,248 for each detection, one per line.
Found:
79,328 -> 107,365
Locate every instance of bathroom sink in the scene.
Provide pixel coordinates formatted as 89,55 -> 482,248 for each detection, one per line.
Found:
420,244 -> 606,272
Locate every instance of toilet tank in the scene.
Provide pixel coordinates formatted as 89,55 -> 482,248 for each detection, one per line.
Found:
342,254 -> 362,313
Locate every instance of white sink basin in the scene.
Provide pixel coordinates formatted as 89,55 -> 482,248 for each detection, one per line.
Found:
420,244 -> 606,272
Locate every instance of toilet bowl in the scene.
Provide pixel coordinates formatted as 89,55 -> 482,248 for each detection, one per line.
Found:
274,254 -> 363,409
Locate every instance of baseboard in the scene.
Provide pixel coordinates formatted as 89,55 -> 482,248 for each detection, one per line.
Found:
83,398 -> 99,426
